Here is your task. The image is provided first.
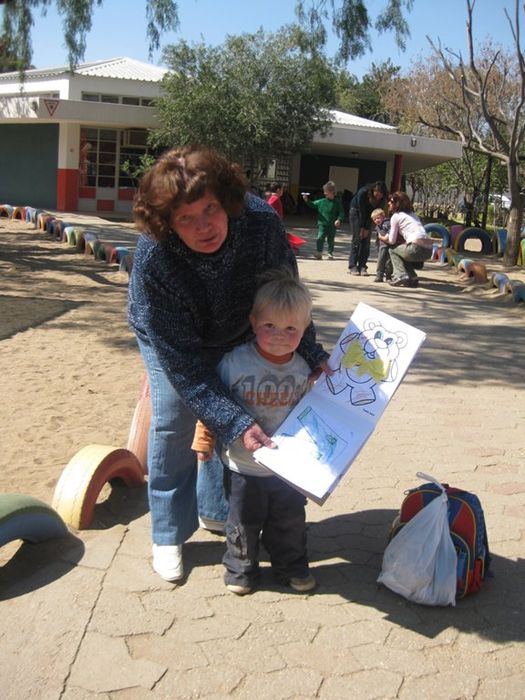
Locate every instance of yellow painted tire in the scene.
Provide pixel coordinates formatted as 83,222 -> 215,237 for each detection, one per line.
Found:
52,444 -> 145,529
126,376 -> 151,474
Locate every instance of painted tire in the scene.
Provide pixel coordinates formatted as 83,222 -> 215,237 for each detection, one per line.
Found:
83,232 -> 98,255
12,206 -> 26,220
468,262 -> 488,283
424,224 -> 451,249
0,494 -> 68,547
495,228 -> 507,256
126,376 -> 151,474
94,241 -> 107,261
455,227 -> 493,254
491,272 -> 509,293
52,445 -> 145,529
119,253 -> 134,273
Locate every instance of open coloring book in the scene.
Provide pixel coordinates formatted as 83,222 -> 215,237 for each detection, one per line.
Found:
254,302 -> 426,504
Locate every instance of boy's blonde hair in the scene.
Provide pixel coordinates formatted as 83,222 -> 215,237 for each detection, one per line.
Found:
371,208 -> 385,220
323,180 -> 337,194
251,268 -> 312,328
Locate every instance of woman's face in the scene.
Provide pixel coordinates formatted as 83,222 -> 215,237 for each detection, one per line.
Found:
170,191 -> 228,254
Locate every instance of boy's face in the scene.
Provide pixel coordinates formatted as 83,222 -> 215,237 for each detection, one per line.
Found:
372,213 -> 384,225
324,189 -> 335,200
250,308 -> 307,358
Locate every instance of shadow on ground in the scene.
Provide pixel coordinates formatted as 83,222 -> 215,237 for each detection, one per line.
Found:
180,508 -> 524,645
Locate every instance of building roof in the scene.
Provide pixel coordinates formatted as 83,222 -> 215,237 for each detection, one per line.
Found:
330,109 -> 397,132
0,57 -> 167,82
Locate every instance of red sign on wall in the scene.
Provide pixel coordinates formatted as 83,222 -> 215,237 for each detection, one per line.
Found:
43,99 -> 59,116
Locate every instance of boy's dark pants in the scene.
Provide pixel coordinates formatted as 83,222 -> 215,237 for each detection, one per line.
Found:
223,469 -> 310,587
376,244 -> 394,280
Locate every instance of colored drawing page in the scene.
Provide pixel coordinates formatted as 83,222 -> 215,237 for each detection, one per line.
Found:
254,302 -> 426,503
255,390 -> 373,504
317,302 -> 427,421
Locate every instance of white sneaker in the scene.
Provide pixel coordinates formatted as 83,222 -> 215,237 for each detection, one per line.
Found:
198,516 -> 225,533
152,544 -> 184,582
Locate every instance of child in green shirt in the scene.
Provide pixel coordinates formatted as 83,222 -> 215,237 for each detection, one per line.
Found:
303,181 -> 344,259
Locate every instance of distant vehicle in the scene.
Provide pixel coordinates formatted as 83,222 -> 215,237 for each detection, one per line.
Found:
489,193 -> 511,210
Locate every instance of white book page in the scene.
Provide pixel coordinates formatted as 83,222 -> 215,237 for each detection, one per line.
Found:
254,303 -> 426,503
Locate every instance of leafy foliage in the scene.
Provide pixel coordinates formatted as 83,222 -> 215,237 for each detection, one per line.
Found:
295,0 -> 413,62
152,27 -> 336,179
335,59 -> 400,122
0,0 -> 179,70
382,0 -> 525,265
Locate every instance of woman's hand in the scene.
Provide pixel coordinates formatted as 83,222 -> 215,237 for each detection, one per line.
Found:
308,358 -> 335,384
241,423 -> 276,452
360,227 -> 369,239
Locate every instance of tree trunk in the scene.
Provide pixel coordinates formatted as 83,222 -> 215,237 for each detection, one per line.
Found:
503,164 -> 523,268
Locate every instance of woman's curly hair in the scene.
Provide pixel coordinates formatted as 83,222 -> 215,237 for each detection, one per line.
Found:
133,145 -> 248,241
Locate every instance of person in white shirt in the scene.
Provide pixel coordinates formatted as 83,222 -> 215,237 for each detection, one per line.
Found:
378,191 -> 433,288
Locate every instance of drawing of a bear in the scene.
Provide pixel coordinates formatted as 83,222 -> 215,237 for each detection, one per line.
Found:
326,318 -> 408,406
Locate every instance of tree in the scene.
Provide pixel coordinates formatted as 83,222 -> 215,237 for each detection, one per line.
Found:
0,31 -> 26,72
295,0 -> 414,62
388,0 -> 525,267
335,59 -> 400,122
0,0 -> 179,70
152,27 -> 336,182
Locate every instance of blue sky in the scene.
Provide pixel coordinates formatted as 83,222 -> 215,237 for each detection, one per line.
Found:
14,0 -> 520,77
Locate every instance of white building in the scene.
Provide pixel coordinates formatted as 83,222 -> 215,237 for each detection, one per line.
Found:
0,57 -> 462,214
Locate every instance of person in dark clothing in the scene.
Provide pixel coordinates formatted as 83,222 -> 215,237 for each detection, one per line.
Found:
348,181 -> 388,275
128,145 -> 330,583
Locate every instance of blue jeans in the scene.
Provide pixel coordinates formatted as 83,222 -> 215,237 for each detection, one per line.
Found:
136,336 -> 229,545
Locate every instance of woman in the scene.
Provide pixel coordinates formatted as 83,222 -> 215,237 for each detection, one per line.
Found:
347,181 -> 388,275
128,146 -> 329,582
379,191 -> 433,288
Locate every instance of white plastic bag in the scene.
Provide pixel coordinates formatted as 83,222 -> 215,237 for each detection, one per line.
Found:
377,472 -> 457,606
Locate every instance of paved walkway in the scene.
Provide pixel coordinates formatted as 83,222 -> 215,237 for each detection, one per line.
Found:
1,215 -> 524,699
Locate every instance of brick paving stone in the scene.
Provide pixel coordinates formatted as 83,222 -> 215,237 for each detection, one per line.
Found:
68,632 -> 166,693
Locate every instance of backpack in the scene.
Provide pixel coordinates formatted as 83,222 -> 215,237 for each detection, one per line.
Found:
390,475 -> 491,598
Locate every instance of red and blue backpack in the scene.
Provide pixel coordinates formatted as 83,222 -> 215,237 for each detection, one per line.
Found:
390,475 -> 491,598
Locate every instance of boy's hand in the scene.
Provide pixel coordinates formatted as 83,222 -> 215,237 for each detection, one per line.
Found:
242,423 -> 276,452
334,219 -> 341,228
308,358 -> 335,383
197,451 -> 212,462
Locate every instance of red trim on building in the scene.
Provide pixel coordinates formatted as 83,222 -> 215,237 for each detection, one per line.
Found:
390,154 -> 403,193
97,199 -> 115,212
79,186 -> 96,199
57,168 -> 79,211
118,188 -> 136,201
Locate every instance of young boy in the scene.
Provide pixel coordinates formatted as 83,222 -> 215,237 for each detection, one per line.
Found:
302,181 -> 344,260
371,207 -> 395,283
192,270 -> 317,595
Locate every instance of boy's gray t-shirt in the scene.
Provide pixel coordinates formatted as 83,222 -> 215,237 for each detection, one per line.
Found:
219,341 -> 310,477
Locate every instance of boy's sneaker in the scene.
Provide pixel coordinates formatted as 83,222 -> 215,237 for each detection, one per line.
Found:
313,251 -> 322,259
289,574 -> 317,592
152,544 -> 184,582
226,583 -> 252,596
327,252 -> 334,259
198,516 -> 225,534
